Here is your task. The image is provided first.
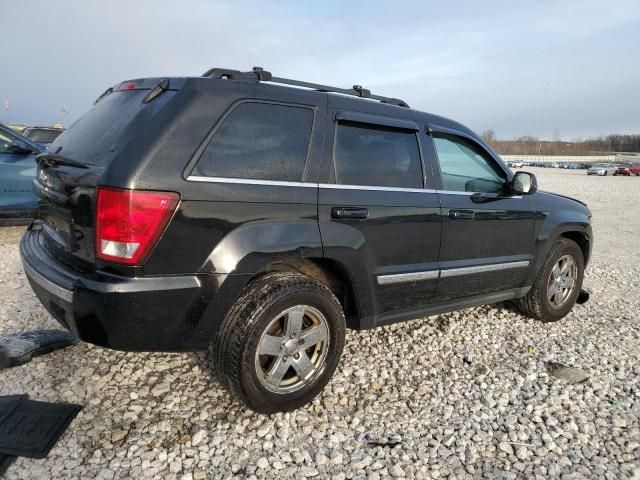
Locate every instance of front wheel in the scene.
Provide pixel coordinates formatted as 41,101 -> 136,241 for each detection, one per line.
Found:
211,272 -> 346,413
514,238 -> 584,322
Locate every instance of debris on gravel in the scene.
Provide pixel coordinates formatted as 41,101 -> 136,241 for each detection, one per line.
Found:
546,361 -> 590,383
1,168 -> 639,478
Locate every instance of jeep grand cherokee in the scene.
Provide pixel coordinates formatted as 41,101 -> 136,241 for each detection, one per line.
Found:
20,67 -> 592,413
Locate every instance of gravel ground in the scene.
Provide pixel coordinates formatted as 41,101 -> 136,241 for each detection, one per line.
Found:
1,168 -> 639,479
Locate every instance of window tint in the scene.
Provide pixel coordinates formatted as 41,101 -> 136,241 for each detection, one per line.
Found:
193,102 -> 313,182
433,134 -> 506,193
334,122 -> 422,188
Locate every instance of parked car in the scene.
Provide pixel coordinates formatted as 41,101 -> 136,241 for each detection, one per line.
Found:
587,163 -> 618,175
0,123 -> 45,223
7,124 -> 28,135
507,159 -> 524,168
614,162 -> 640,176
22,126 -> 64,146
20,67 -> 593,413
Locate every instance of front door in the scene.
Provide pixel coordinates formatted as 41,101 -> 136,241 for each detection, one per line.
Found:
429,129 -> 536,302
318,105 -> 442,326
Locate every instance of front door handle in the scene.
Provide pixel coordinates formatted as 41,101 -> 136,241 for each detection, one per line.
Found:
449,209 -> 475,220
331,207 -> 369,219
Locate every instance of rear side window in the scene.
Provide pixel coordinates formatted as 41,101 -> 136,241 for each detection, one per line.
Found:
193,102 -> 313,182
333,122 -> 423,188
432,133 -> 507,193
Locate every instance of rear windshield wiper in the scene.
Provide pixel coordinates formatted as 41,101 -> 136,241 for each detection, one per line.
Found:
36,153 -> 89,169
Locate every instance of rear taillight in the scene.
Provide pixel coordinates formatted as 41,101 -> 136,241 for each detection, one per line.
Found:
96,187 -> 179,265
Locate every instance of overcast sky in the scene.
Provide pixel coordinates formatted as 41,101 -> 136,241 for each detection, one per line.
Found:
1,0 -> 638,139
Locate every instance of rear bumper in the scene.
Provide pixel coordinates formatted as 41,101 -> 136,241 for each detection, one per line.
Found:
20,228 -> 218,352
0,207 -> 37,225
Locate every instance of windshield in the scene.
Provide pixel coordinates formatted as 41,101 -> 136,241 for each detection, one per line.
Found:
592,164 -> 607,168
25,129 -> 63,144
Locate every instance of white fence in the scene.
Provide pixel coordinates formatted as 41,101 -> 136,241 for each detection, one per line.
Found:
500,154 -> 640,164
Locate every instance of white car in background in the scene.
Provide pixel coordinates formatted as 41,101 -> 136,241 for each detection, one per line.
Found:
587,163 -> 618,176
507,159 -> 524,168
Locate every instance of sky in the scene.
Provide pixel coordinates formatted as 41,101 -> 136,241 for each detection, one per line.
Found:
1,0 -> 639,139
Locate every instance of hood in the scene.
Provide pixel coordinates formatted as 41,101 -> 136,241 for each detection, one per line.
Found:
540,190 -> 588,207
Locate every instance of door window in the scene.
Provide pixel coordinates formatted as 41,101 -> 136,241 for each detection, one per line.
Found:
0,130 -> 18,154
333,121 -> 423,189
432,133 -> 507,193
193,102 -> 314,182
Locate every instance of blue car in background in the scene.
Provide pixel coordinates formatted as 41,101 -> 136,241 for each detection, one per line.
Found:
0,123 -> 45,224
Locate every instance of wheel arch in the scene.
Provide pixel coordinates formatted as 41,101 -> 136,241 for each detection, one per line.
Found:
528,222 -> 592,286
559,230 -> 591,265
259,257 -> 362,329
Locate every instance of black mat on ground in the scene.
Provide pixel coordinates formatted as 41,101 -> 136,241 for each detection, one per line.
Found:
0,395 -> 27,475
0,395 -> 81,459
0,330 -> 78,370
0,453 -> 15,476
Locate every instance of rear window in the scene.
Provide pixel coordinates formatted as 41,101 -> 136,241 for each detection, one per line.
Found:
48,90 -> 160,166
192,102 -> 313,182
25,129 -> 63,144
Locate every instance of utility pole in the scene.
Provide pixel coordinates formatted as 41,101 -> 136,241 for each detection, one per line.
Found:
538,83 -> 550,159
3,98 -> 8,124
60,106 -> 69,127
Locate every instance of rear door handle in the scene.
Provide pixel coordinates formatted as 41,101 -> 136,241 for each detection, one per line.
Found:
331,207 -> 369,219
449,209 -> 475,220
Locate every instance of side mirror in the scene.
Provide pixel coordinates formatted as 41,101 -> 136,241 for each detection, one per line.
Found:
9,139 -> 36,154
511,171 -> 537,195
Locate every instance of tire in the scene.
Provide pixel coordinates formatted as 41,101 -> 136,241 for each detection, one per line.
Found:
514,238 -> 584,322
604,171 -> 608,176
211,272 -> 346,413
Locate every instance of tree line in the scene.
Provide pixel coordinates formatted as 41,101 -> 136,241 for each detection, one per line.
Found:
480,130 -> 640,156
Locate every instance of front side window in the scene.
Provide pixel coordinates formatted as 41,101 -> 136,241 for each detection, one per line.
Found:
193,102 -> 313,182
333,122 -> 422,188
432,133 -> 507,193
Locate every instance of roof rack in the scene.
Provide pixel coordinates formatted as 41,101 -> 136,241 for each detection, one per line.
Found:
201,66 -> 410,108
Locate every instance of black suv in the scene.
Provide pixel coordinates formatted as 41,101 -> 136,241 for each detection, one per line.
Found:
20,67 -> 592,413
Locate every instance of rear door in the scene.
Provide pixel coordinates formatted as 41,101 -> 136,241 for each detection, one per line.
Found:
318,103 -> 442,324
428,127 -> 536,301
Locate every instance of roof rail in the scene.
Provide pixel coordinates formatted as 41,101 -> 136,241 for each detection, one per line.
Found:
201,66 -> 410,108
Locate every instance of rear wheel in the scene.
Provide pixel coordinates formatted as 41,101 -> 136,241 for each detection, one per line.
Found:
515,238 -> 584,322
211,272 -> 346,413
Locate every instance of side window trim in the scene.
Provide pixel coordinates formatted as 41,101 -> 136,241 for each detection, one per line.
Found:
183,99 -> 317,182
330,115 -> 426,189
335,111 -> 419,131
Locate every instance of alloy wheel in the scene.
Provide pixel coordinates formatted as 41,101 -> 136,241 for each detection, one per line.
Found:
547,255 -> 578,308
254,305 -> 330,394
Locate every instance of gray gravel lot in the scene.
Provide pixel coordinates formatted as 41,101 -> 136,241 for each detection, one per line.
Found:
1,168 -> 639,479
